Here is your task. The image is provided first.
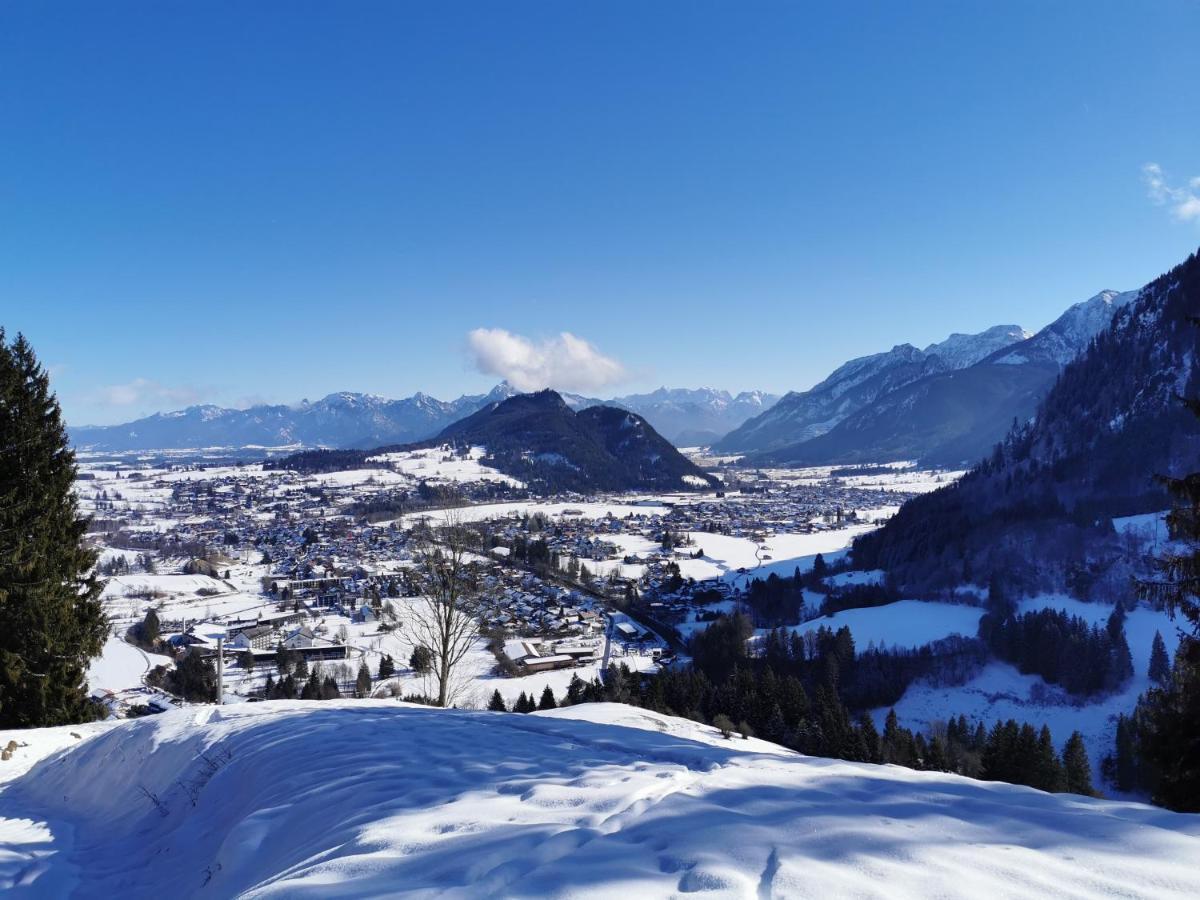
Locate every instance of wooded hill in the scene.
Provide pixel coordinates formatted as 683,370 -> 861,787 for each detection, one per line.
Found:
853,248 -> 1200,594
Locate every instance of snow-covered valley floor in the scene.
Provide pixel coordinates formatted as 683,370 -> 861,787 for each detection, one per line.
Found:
2,701 -> 1199,899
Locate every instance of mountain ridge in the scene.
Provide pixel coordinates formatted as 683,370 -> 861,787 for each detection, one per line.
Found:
270,389 -> 721,494
737,290 -> 1136,467
70,384 -> 777,452
435,389 -> 721,492
714,323 -> 1029,454
852,249 -> 1200,592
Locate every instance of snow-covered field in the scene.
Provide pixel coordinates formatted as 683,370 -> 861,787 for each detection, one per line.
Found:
99,572 -> 265,635
676,525 -> 878,587
1112,510 -> 1169,544
86,635 -> 172,696
874,593 -> 1181,789
366,445 -> 525,488
788,599 -> 983,649
2,701 -> 1198,898
101,573 -> 231,600
826,568 -> 885,588
763,462 -> 965,494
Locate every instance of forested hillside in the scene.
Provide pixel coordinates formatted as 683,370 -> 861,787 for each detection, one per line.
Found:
438,391 -> 719,492
853,248 -> 1200,593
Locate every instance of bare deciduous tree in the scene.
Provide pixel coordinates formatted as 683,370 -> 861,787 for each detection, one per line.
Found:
408,514 -> 482,707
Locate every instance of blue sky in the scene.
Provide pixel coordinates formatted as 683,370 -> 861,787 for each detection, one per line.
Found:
2,2 -> 1199,425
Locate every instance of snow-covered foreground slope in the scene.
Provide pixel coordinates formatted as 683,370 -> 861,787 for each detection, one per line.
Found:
3,702 -> 1199,899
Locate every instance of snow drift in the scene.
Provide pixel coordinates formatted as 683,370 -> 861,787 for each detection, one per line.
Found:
2,701 -> 1199,898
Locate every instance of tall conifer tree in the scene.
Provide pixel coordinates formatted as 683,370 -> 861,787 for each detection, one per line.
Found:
1136,389 -> 1200,811
0,332 -> 107,727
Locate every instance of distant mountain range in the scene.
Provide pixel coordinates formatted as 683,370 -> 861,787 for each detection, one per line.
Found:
274,390 -> 720,494
854,247 -> 1200,591
74,287 -> 1134,468
721,290 -> 1137,467
70,385 -> 780,452
602,388 -> 778,447
69,384 -> 518,452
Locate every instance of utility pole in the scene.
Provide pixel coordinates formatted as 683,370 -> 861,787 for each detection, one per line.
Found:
216,634 -> 225,705
202,624 -> 229,705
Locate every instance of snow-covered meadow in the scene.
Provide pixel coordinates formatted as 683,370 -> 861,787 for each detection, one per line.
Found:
787,599 -> 984,649
857,591 -> 1182,789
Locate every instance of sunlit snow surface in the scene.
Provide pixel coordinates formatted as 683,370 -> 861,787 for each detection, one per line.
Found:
2,701 -> 1199,898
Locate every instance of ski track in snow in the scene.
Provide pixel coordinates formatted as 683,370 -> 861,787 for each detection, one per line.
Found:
1,701 -> 1199,898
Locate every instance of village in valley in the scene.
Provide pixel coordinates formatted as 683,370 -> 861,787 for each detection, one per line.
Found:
78,443 -> 950,716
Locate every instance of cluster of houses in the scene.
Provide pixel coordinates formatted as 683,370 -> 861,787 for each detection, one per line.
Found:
501,638 -> 599,673
476,570 -> 606,637
168,607 -> 353,666
79,451 -> 926,699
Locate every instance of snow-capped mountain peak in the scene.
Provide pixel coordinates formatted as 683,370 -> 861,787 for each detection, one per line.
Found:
989,289 -> 1137,368
924,324 -> 1031,370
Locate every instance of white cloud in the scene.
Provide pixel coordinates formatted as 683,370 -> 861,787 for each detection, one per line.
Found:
1143,163 -> 1200,223
92,378 -> 208,408
466,328 -> 627,393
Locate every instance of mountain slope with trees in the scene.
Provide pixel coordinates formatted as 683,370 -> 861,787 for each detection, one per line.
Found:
0,332 -> 108,727
271,390 -> 720,493
852,249 -> 1200,593
437,390 -> 720,492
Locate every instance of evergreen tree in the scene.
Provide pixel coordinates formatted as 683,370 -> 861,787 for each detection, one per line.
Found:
166,651 -> 217,702
1136,390 -> 1200,811
276,674 -> 297,700
1034,725 -> 1066,792
882,708 -> 916,767
275,645 -> 295,677
355,661 -> 372,698
926,734 -> 949,772
566,674 -> 586,706
982,720 -> 1018,784
914,733 -> 929,770
140,608 -> 161,646
810,553 -> 828,585
378,654 -> 395,679
301,672 -> 321,700
0,333 -> 108,727
321,675 -> 340,699
1062,731 -> 1095,796
537,685 -> 557,710
487,689 -> 507,712
857,713 -> 883,764
1112,713 -> 1139,792
1149,631 -> 1171,686
762,704 -> 788,745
